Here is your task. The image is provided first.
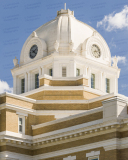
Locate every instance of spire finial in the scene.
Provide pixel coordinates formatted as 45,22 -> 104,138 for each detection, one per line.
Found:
64,3 -> 66,10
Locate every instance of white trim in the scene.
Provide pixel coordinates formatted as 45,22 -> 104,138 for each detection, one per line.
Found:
16,112 -> 28,117
63,156 -> 76,160
86,151 -> 100,157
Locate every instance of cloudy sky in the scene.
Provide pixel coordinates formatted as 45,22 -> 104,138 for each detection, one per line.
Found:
0,0 -> 128,96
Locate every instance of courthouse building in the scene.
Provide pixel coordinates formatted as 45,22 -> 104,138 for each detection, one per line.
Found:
0,7 -> 128,160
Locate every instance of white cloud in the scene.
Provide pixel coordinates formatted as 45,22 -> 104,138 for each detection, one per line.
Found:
112,56 -> 126,64
121,84 -> 128,88
109,38 -> 116,48
0,80 -> 13,94
97,5 -> 128,31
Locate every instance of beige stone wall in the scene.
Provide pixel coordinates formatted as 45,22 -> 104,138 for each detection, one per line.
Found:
33,112 -> 103,135
25,114 -> 55,136
27,90 -> 99,100
6,96 -> 34,109
0,96 -> 6,104
83,91 -> 99,99
0,109 -> 6,132
6,109 -> 18,133
0,145 -> 32,155
39,78 -> 88,87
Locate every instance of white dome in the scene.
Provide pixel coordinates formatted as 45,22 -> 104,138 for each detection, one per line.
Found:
20,9 -> 111,65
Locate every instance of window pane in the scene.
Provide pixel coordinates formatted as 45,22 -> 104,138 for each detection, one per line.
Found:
19,118 -> 22,125
19,125 -> 22,132
49,69 -> 53,76
21,78 -> 25,93
35,73 -> 39,89
76,68 -> 80,76
91,74 -> 95,89
62,67 -> 66,77
106,78 -> 110,93
19,117 -> 23,132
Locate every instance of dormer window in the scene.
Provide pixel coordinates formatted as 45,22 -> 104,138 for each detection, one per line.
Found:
35,73 -> 39,89
106,78 -> 110,93
91,73 -> 95,89
21,78 -> 25,93
62,67 -> 66,77
18,116 -> 25,134
49,68 -> 53,76
76,68 -> 80,76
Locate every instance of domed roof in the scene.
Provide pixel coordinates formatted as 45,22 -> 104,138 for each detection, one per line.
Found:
20,8 -> 111,65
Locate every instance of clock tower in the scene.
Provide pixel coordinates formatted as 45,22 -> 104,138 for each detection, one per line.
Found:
11,7 -> 120,99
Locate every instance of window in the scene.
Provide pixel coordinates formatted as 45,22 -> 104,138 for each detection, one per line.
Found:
76,68 -> 80,76
21,78 -> 25,93
89,158 -> 98,160
106,78 -> 110,93
18,116 -> 25,134
49,68 -> 53,76
18,117 -> 23,133
35,73 -> 39,89
62,67 -> 66,77
91,73 -> 95,89
86,151 -> 100,160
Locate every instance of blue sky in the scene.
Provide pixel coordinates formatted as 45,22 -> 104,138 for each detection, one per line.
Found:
0,0 -> 128,96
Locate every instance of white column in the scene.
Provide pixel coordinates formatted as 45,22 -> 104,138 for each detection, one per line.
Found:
25,72 -> 28,92
13,75 -> 17,94
39,67 -> 42,76
103,72 -> 106,92
17,77 -> 20,94
99,72 -> 103,91
88,67 -> 91,87
84,66 -> 88,76
28,72 -> 31,91
53,60 -> 59,77
41,66 -> 44,76
114,76 -> 118,94
69,60 -> 76,77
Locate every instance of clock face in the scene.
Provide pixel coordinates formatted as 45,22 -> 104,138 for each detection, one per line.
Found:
29,45 -> 38,59
91,44 -> 101,58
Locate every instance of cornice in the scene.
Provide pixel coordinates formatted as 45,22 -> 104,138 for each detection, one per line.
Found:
32,137 -> 128,160
0,120 -> 128,151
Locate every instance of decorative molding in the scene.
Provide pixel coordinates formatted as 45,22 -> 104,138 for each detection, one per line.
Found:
32,138 -> 128,160
63,155 -> 76,160
86,151 -> 100,157
16,112 -> 28,117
